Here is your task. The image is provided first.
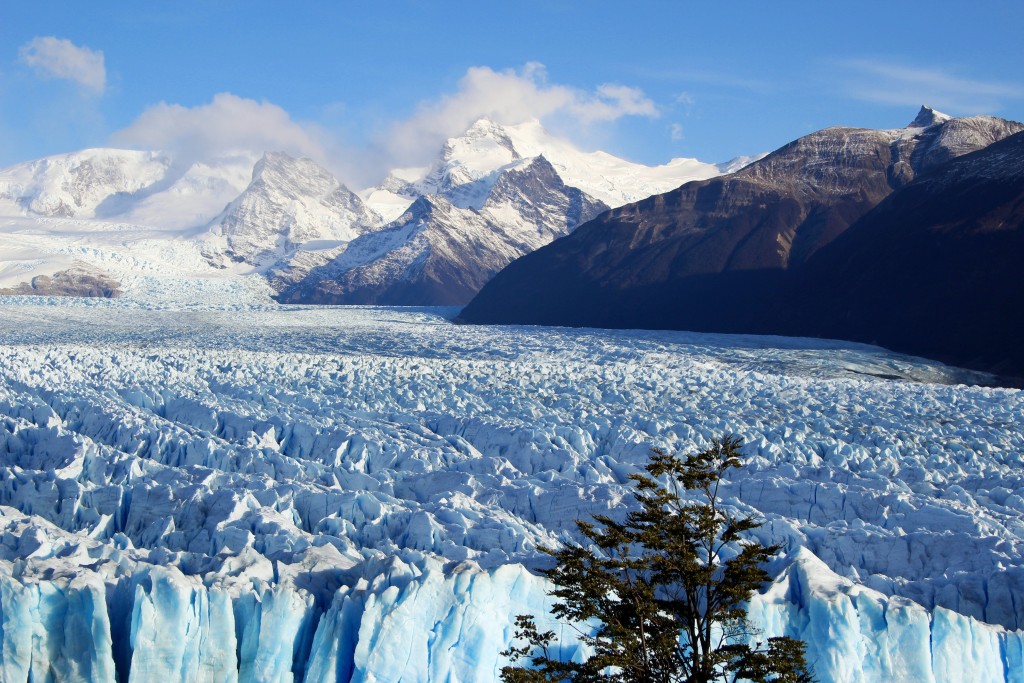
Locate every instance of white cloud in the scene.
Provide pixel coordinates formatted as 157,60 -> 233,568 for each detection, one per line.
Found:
588,83 -> 659,120
675,92 -> 696,107
107,65 -> 660,188
19,37 -> 106,93
670,123 -> 685,141
839,59 -> 1024,113
111,93 -> 328,164
380,63 -> 659,170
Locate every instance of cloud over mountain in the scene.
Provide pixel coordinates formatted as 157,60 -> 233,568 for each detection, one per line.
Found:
377,63 -> 659,173
106,64 -> 661,187
111,92 -> 329,165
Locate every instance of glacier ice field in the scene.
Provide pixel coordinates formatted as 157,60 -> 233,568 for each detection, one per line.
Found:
0,296 -> 1022,682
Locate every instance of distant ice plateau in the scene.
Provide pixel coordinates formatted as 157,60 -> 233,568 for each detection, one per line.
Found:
0,300 -> 1022,681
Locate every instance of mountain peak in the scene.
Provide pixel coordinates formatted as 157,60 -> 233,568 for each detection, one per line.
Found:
463,117 -> 510,138
437,120 -> 521,181
467,115 -> 498,128
908,105 -> 952,129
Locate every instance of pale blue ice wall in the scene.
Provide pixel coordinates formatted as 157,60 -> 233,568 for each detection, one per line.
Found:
2,558 -> 1023,683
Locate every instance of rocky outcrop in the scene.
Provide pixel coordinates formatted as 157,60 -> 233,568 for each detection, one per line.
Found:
0,268 -> 122,298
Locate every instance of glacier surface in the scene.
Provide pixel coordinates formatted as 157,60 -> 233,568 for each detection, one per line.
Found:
0,299 -> 1022,681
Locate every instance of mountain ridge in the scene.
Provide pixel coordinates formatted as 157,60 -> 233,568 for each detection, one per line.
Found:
0,117 -> 726,303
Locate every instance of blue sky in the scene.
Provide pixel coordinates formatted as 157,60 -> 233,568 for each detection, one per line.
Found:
2,1 -> 1023,185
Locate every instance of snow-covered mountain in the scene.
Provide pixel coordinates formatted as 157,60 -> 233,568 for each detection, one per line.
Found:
98,153 -> 260,230
280,155 -> 608,305
0,118 -> 729,303
0,148 -> 256,228
0,149 -> 172,218
360,117 -> 731,219
278,117 -> 749,306
203,152 -> 383,268
501,118 -> 742,206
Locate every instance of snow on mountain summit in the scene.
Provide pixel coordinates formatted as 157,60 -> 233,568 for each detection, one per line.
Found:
279,154 -> 609,305
500,118 -> 725,207
0,149 -> 172,218
0,118 -> 733,303
0,148 -> 259,231
439,117 -> 522,179
361,117 -> 726,217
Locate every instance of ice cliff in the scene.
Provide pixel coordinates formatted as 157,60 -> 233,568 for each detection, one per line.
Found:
3,549 -> 1023,682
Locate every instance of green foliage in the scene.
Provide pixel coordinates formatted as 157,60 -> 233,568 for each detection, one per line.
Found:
501,437 -> 814,683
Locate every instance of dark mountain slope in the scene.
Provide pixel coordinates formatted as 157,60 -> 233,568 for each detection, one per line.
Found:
783,130 -> 1024,378
459,111 -> 1024,379
460,109 -> 1022,330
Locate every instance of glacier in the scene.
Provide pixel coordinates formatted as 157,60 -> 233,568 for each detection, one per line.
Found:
0,298 -> 1023,681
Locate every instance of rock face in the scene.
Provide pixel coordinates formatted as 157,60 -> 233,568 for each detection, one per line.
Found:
459,108 -> 1024,378
279,156 -> 608,305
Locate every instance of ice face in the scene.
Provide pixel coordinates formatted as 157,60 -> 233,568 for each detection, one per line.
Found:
0,301 -> 1022,681
4,558 -> 1021,683
0,572 -> 117,683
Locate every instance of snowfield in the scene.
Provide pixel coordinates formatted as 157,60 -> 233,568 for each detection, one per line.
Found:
0,299 -> 1023,682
